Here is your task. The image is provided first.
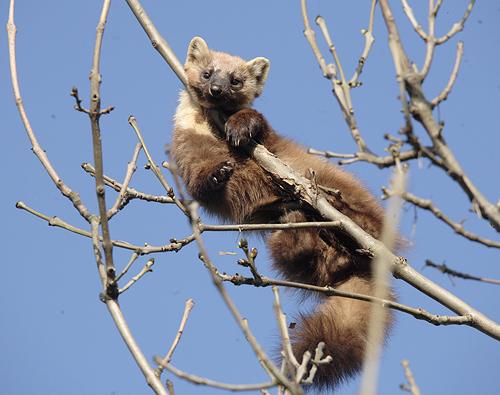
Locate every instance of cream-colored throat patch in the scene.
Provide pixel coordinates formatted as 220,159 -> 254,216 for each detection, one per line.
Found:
174,91 -> 214,137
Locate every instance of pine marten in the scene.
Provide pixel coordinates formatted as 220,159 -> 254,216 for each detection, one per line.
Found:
171,37 -> 390,391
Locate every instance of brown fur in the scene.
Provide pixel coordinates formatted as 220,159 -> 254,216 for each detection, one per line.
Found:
171,37 -> 392,392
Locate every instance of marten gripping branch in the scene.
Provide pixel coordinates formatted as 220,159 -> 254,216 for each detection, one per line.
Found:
171,37 -> 392,391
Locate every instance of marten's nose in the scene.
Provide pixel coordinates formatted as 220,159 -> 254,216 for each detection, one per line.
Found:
209,85 -> 222,97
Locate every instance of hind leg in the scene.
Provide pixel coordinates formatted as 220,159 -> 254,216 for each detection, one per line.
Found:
267,210 -> 352,286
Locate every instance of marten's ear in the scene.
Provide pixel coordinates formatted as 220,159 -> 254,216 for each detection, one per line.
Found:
247,57 -> 270,93
187,37 -> 210,64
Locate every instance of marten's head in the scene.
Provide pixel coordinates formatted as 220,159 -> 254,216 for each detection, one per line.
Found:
184,37 -> 270,113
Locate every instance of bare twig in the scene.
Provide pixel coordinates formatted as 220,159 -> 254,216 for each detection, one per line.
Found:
115,252 -> 139,283
399,360 -> 421,395
272,286 -> 300,371
220,273 -> 473,327
302,343 -> 332,385
425,260 -> 500,286
128,116 -> 188,216
307,148 -> 356,160
7,2 -> 92,221
431,41 -> 464,107
237,238 -> 263,285
162,160 -> 189,205
70,86 -> 90,114
154,359 -> 277,392
349,0 -> 377,87
315,16 -> 350,110
401,0 -> 427,41
200,221 -> 342,232
107,142 -> 142,219
383,188 -> 500,249
16,201 -> 195,255
420,0 -> 437,79
119,258 -> 155,293
82,162 -> 175,205
300,0 -> 369,152
156,298 -> 195,377
435,0 -> 476,45
308,147 -> 421,168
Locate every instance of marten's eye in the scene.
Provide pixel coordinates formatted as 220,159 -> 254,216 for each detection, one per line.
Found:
230,77 -> 242,87
202,70 -> 212,80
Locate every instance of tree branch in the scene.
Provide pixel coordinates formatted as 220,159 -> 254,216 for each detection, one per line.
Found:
155,298 -> 195,377
219,273 -> 473,327
300,0 -> 369,152
16,200 -> 195,255
119,258 -> 155,294
425,260 -> 500,286
87,0 -> 116,297
107,142 -> 142,219
399,359 -> 421,395
82,162 -> 175,205
431,41 -> 464,107
153,359 -> 277,392
382,188 -> 500,249
128,116 -> 188,216
7,1 -> 92,221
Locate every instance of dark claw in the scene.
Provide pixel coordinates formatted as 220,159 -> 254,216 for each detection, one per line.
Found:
225,109 -> 266,148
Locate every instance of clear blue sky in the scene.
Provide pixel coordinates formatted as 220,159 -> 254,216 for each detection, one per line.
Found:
2,1 -> 499,394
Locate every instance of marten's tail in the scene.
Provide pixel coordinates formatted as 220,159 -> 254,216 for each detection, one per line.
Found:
267,210 -> 392,391
292,277 -> 388,391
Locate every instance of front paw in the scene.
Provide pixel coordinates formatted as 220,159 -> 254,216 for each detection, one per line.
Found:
209,161 -> 234,189
225,109 -> 266,148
